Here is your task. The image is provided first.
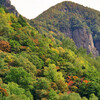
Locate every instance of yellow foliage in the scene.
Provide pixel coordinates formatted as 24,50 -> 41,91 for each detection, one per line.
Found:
51,47 -> 59,54
45,58 -> 51,63
72,86 -> 78,89
4,54 -> 14,63
58,47 -> 65,53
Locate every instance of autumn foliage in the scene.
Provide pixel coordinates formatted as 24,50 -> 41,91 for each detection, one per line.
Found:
0,87 -> 8,97
0,41 -> 11,52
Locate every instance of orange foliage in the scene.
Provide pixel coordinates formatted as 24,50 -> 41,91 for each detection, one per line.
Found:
20,46 -> 27,51
56,66 -> 60,70
73,76 -> 78,80
51,82 -> 57,90
0,87 -> 8,97
83,80 -> 89,84
8,21 -> 12,25
0,41 -> 11,52
68,76 -> 72,79
33,39 -> 39,46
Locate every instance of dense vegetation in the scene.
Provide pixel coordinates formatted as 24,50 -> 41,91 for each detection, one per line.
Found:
0,2 -> 100,100
32,1 -> 100,54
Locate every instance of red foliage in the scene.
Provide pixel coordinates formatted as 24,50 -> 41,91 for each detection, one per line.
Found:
0,87 -> 8,97
0,41 -> 11,52
68,81 -> 75,86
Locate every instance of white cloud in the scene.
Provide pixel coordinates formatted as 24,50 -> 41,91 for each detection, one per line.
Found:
10,0 -> 100,19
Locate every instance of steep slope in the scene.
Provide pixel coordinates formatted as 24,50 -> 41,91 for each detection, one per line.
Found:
0,2 -> 100,100
32,1 -> 100,56
0,0 -> 19,16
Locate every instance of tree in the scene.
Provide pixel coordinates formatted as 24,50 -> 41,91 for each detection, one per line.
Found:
44,64 -> 64,82
0,12 -> 9,35
48,89 -> 59,100
5,67 -> 33,89
0,41 -> 11,52
7,82 -> 33,100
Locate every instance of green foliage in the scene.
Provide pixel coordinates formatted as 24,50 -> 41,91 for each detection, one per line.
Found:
62,37 -> 77,52
6,82 -> 33,100
78,82 -> 100,99
34,77 -> 50,90
48,89 -> 59,100
0,3 -> 100,100
5,67 -> 33,89
25,54 -> 44,69
89,94 -> 98,100
60,93 -> 82,100
70,17 -> 84,30
0,11 -> 9,35
44,64 -> 64,82
18,15 -> 27,27
9,39 -> 21,52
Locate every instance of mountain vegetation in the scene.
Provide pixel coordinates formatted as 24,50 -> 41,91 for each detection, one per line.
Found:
0,1 -> 100,100
32,1 -> 100,56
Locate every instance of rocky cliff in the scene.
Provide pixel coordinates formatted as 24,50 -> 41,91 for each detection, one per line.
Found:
0,0 -> 19,16
32,1 -> 100,56
59,27 -> 99,57
72,28 -> 99,56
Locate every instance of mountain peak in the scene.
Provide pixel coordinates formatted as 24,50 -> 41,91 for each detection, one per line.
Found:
32,1 -> 100,56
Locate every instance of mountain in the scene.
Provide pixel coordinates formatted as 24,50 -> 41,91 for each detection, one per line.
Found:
0,1 -> 100,100
32,1 -> 100,57
0,0 -> 19,16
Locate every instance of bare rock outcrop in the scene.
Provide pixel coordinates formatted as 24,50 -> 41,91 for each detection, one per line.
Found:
71,28 -> 99,57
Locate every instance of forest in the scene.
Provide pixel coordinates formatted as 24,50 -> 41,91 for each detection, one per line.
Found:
0,1 -> 100,100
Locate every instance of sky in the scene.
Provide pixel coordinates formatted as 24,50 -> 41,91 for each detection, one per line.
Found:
10,0 -> 100,19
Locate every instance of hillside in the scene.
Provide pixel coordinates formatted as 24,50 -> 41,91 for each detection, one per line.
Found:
32,1 -> 100,56
0,1 -> 100,100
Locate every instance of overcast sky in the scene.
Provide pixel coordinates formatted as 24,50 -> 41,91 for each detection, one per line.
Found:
10,0 -> 100,19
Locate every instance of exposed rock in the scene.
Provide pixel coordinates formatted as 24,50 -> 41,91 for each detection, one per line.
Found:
71,28 -> 99,57
0,0 -> 19,16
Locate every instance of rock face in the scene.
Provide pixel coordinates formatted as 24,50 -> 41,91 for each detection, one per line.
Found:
72,28 -> 99,56
63,28 -> 99,57
0,0 -> 19,16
